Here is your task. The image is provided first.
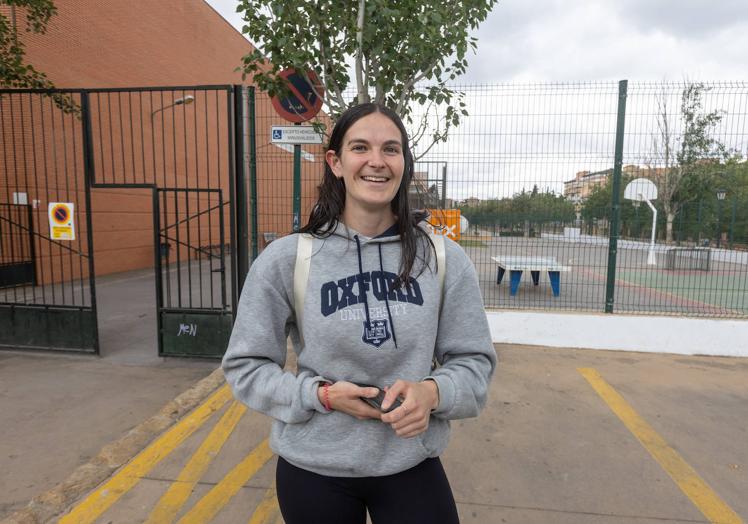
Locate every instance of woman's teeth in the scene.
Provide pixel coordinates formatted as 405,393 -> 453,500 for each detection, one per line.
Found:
362,176 -> 388,182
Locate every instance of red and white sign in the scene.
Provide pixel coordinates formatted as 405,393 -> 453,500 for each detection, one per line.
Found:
271,69 -> 324,123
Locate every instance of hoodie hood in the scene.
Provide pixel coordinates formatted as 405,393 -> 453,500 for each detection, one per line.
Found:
327,219 -> 401,243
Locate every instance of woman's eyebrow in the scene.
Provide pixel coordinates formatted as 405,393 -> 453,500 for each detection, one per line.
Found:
346,138 -> 370,145
346,138 -> 402,146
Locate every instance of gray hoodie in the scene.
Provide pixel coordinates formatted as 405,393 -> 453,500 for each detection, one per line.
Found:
222,222 -> 496,477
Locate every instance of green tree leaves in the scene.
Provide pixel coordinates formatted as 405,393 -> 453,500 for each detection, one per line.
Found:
235,0 -> 497,153
0,0 -> 77,113
460,188 -> 576,232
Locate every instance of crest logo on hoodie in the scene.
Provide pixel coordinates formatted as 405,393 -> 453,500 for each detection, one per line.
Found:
362,319 -> 391,348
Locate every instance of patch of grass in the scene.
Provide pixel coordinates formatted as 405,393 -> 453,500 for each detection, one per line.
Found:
458,239 -> 487,248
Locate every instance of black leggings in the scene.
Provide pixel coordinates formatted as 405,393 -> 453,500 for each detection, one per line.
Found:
276,456 -> 460,524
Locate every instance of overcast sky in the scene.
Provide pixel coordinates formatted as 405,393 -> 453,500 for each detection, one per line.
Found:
204,0 -> 747,199
204,0 -> 748,83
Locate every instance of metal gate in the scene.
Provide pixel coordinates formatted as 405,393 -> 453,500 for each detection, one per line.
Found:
154,188 -> 233,357
1,85 -> 246,357
84,86 -> 240,358
0,203 -> 36,288
0,90 -> 98,353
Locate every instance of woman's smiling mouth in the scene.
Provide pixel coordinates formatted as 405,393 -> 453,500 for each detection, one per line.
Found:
361,176 -> 389,183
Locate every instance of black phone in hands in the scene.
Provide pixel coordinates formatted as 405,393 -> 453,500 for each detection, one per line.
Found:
357,384 -> 402,413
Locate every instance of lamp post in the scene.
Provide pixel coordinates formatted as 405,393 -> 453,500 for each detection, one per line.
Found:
151,95 -> 195,119
716,188 -> 727,248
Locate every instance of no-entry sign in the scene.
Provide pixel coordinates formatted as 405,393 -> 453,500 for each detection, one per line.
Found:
271,69 -> 324,123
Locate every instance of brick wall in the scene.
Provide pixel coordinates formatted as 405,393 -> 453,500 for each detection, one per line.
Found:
2,0 -> 315,285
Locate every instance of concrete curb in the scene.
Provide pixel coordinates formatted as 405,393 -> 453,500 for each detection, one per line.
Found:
1,367 -> 226,524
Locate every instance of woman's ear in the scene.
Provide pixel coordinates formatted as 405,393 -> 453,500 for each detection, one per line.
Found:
325,150 -> 342,178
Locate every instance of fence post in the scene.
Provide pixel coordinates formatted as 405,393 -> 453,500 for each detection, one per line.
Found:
248,87 -> 259,262
233,85 -> 249,290
604,80 -> 628,314
292,123 -> 302,232
80,91 -> 101,353
729,197 -> 736,249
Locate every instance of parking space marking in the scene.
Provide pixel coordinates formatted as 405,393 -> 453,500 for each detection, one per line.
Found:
578,368 -> 744,524
248,480 -> 282,524
176,439 -> 274,524
59,384 -> 233,524
145,400 -> 247,524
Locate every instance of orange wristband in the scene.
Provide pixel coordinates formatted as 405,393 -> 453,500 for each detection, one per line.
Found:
322,384 -> 332,411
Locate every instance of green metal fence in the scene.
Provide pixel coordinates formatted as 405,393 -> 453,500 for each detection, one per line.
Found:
248,81 -> 748,318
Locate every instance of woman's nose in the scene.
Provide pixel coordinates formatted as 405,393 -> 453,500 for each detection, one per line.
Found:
367,149 -> 385,167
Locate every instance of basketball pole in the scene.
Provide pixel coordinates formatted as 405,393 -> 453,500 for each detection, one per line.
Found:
643,195 -> 658,266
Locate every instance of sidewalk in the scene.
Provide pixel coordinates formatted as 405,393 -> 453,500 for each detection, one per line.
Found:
6,344 -> 746,523
0,266 -> 219,520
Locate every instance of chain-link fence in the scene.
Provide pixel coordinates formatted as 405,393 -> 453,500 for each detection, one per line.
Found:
248,81 -> 748,318
410,81 -> 748,317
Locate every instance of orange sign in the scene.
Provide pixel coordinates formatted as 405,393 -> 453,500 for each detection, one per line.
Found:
427,209 -> 461,241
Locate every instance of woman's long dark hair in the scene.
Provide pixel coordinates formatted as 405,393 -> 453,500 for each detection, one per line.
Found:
300,103 -> 434,285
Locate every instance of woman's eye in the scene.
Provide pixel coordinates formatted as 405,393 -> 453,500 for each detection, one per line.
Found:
351,145 -> 366,151
384,146 -> 401,154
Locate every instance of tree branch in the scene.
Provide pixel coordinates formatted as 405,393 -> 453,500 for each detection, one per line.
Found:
395,57 -> 442,115
313,42 -> 346,113
355,0 -> 367,104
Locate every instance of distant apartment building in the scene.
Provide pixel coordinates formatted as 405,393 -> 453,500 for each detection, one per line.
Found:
563,169 -> 611,204
564,165 -> 647,211
461,197 -> 482,207
409,170 -> 444,209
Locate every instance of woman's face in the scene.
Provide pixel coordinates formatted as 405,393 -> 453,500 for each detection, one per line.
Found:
326,112 -> 405,215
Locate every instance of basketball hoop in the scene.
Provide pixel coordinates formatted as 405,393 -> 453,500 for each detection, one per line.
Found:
624,178 -> 658,266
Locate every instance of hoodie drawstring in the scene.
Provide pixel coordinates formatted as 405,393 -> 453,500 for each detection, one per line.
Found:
378,243 -> 398,348
354,235 -> 398,349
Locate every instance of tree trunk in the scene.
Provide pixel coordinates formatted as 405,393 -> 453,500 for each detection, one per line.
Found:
666,212 -> 675,244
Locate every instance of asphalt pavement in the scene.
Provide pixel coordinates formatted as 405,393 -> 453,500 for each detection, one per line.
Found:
3,343 -> 747,524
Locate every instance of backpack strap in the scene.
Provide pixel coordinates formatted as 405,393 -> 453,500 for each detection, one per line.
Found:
433,233 -> 446,301
294,233 -> 313,345
429,231 -> 447,371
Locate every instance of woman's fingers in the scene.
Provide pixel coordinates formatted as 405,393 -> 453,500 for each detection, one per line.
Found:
324,381 -> 381,420
358,386 -> 380,398
381,380 -> 408,411
393,419 -> 428,438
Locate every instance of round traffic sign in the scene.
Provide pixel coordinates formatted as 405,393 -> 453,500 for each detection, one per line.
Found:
271,69 -> 324,123
51,204 -> 70,224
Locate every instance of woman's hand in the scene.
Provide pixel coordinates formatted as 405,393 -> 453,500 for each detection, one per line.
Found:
380,379 -> 439,438
317,381 -> 382,420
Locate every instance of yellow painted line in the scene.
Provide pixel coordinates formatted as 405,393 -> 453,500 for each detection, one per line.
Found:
177,439 -> 274,524
146,400 -> 247,524
59,384 -> 233,524
578,368 -> 744,524
248,480 -> 281,524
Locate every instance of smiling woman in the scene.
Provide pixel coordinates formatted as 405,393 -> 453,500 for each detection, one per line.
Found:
325,112 -> 405,222
222,103 -> 497,524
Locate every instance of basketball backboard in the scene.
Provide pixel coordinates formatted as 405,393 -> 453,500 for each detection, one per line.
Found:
624,178 -> 658,201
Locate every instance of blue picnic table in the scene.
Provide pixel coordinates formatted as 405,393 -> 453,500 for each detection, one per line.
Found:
491,256 -> 571,296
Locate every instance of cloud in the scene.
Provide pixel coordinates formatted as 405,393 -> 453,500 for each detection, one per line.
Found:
615,0 -> 748,38
462,0 -> 748,83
